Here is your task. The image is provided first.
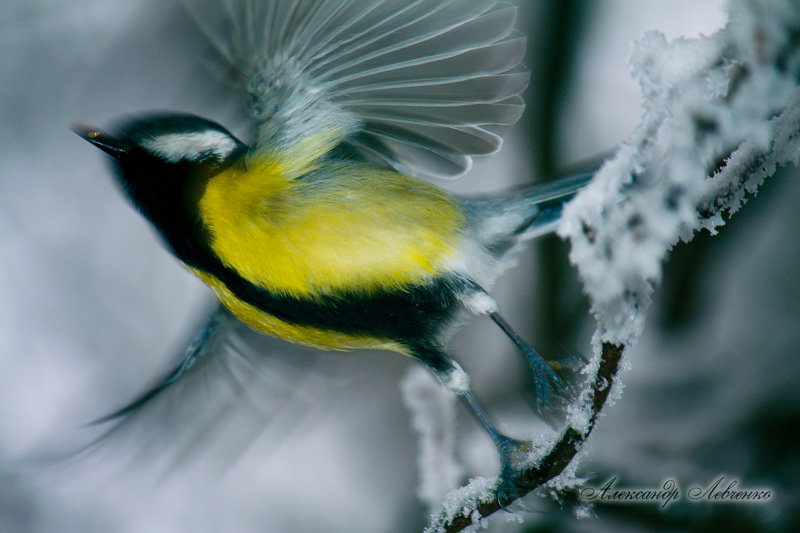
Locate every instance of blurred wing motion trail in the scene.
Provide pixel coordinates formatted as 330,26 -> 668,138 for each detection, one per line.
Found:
81,305 -> 351,472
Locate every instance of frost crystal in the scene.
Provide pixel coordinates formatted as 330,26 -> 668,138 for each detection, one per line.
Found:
558,0 -> 800,349
401,367 -> 463,510
425,477 -> 496,533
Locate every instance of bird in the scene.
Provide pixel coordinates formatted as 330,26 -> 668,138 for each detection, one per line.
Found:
72,0 -> 591,503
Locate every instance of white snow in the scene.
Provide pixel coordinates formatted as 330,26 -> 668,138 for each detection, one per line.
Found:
401,367 -> 464,511
425,476 -> 496,533
558,0 -> 800,348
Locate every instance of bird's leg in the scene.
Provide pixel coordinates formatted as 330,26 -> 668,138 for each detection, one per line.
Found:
458,387 -> 538,504
459,285 -> 571,418
411,344 -> 536,505
489,311 -> 564,418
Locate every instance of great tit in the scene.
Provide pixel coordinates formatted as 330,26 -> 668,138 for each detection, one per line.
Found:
73,0 -> 591,501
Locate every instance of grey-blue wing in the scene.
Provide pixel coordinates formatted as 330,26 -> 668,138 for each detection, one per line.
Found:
77,305 -> 349,473
182,0 -> 528,179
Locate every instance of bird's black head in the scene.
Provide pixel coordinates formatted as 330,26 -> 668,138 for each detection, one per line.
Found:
73,112 -> 247,260
73,112 -> 247,195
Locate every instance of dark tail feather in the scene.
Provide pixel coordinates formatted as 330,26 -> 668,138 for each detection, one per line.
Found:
513,170 -> 594,238
464,171 -> 594,255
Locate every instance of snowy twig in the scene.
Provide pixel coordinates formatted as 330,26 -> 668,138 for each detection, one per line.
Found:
427,342 -> 623,533
559,0 -> 800,348
426,1 -> 800,530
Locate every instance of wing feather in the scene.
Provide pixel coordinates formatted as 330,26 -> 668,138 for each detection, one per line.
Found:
351,96 -> 525,127
183,0 -> 528,178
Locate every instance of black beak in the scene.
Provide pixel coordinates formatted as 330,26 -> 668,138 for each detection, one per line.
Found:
71,123 -> 129,159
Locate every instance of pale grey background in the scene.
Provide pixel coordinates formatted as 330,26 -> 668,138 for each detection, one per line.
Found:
2,2 -> 798,532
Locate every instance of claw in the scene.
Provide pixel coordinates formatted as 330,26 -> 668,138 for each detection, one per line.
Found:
488,311 -> 575,421
531,350 -> 588,427
495,436 -> 535,507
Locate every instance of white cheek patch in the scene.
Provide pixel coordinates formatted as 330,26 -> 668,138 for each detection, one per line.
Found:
141,131 -> 238,162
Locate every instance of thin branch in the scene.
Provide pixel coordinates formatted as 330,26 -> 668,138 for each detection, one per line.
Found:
430,342 -> 623,533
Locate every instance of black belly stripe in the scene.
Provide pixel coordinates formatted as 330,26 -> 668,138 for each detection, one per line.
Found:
218,265 -> 462,342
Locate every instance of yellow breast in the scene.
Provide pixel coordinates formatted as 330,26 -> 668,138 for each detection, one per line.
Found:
196,156 -> 466,300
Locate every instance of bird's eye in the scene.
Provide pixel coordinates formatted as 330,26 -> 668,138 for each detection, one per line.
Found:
140,131 -> 239,163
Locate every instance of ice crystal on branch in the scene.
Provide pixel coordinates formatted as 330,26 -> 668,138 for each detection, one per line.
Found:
558,0 -> 800,348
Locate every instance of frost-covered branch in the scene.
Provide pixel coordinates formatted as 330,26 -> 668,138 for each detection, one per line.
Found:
560,0 -> 800,347
426,1 -> 800,531
426,342 -> 623,533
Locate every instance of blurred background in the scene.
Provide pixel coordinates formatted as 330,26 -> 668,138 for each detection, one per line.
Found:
2,1 -> 798,532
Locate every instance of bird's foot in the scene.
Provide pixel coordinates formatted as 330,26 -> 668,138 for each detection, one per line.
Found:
495,436 -> 537,508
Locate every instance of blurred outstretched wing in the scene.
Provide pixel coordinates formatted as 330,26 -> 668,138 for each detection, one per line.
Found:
184,0 -> 528,178
80,305 -> 348,471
